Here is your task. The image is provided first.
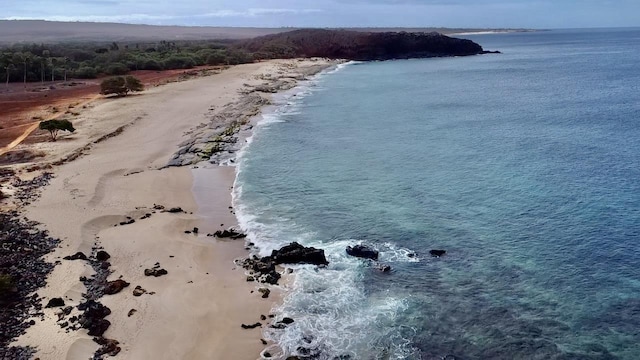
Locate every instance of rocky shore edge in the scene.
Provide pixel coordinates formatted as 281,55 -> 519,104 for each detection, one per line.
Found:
165,61 -> 334,167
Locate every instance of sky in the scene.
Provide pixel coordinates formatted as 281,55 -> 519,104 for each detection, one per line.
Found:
2,0 -> 639,29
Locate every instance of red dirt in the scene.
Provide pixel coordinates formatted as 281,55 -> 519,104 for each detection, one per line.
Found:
0,67 -> 219,150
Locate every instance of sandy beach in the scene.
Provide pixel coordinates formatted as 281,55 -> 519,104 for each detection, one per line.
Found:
3,58 -> 335,360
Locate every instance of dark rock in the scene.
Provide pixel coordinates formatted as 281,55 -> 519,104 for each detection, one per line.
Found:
153,204 -> 165,210
246,276 -> 255,282
77,300 -> 112,336
119,219 -> 135,226
258,288 -> 270,298
167,207 -> 184,213
184,230 -> 192,234
270,242 -> 328,266
78,300 -> 111,319
127,309 -> 137,317
192,227 -> 199,234
260,314 -> 267,320
60,321 -> 68,328
95,338 -> 121,357
132,285 -> 147,296
63,306 -> 73,315
281,317 -> 294,325
212,228 -> 247,239
430,249 -> 446,257
45,298 -> 65,308
96,250 -> 110,261
144,268 -> 168,277
241,322 -> 262,329
377,264 -> 392,272
85,318 -> 111,336
264,352 -> 272,358
346,244 -> 379,260
63,252 -> 87,260
104,279 -> 130,295
261,338 -> 268,345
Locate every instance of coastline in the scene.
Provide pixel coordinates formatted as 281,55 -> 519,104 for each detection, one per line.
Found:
2,58 -> 338,359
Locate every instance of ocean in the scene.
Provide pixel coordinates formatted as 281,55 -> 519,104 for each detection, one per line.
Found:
233,28 -> 640,359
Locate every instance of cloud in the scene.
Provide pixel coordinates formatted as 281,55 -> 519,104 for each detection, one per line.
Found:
200,8 -> 323,18
3,7 -> 323,24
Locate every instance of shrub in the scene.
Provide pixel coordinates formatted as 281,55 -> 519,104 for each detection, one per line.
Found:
105,62 -> 129,75
100,76 -> 144,97
141,59 -> 163,70
74,66 -> 97,79
162,56 -> 195,70
206,51 -> 227,65
39,119 -> 75,141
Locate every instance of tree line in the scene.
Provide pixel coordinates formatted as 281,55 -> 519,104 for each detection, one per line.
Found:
0,40 -> 254,83
0,30 -> 485,85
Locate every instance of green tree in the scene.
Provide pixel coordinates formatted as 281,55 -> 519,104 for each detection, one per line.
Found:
39,119 -> 75,141
4,63 -> 14,88
74,66 -> 97,79
105,62 -> 129,75
100,75 -> 144,97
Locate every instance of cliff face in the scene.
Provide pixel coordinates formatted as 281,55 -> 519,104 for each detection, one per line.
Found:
237,29 -> 485,61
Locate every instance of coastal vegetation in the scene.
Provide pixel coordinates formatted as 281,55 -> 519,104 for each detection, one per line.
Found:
0,29 -> 487,84
100,75 -> 144,96
38,119 -> 75,141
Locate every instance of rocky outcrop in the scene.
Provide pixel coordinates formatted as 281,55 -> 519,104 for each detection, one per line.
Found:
95,251 -> 110,262
64,252 -> 88,260
241,322 -> 262,329
346,245 -> 379,260
78,300 -> 111,336
270,242 -> 328,266
238,29 -> 488,61
210,228 -> 247,239
132,286 -> 147,296
144,263 -> 168,277
103,279 -> 130,295
430,250 -> 446,257
240,242 -> 328,286
45,298 -> 65,308
0,212 -> 60,354
165,93 -> 271,167
95,338 -> 121,357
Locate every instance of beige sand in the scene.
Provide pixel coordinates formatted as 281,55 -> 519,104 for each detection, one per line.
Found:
11,59 -> 334,360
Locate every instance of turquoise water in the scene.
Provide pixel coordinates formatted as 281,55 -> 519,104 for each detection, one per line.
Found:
234,28 -> 640,359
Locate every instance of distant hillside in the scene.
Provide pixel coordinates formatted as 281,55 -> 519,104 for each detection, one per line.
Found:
0,20 -> 293,44
237,29 -> 487,61
0,20 -> 532,44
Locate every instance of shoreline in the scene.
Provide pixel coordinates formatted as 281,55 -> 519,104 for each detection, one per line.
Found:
1,58 -> 338,359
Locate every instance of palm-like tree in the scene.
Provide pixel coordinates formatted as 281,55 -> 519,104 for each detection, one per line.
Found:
5,63 -> 15,88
